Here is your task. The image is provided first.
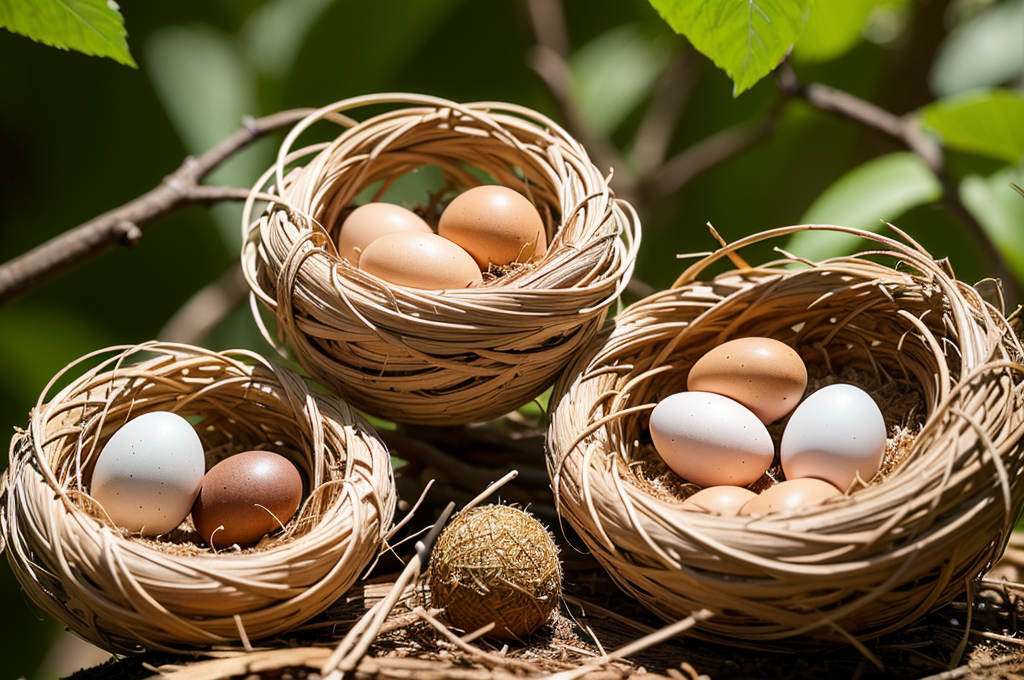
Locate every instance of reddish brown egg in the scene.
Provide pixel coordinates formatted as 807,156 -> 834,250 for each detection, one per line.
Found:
687,337 -> 807,424
359,231 -> 483,289
337,202 -> 432,266
191,451 -> 303,548
438,185 -> 547,267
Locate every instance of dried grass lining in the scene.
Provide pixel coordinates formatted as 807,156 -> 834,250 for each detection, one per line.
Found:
241,93 -> 640,426
547,225 -> 1024,646
0,342 -> 396,653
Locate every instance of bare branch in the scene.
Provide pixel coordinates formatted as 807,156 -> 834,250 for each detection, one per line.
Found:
777,64 -> 1020,306
0,108 -> 313,306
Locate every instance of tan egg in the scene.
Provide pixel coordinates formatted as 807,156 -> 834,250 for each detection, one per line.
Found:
681,486 -> 757,515
191,451 -> 303,548
438,185 -> 547,267
337,202 -> 432,266
687,337 -> 807,424
359,231 -> 483,289
738,478 -> 842,516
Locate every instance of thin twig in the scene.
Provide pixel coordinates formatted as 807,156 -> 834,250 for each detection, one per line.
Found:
0,108 -> 313,306
158,262 -> 248,345
776,64 -> 1021,306
632,50 -> 699,175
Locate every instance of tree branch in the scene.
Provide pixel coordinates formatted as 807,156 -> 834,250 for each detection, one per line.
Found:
777,64 -> 1021,307
0,108 -> 313,306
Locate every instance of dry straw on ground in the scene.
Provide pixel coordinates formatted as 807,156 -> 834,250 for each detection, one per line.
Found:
548,225 -> 1024,647
1,342 -> 396,653
429,504 -> 562,641
241,93 -> 640,426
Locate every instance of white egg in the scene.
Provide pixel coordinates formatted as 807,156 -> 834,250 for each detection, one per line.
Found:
780,383 -> 886,490
90,411 -> 206,535
649,392 -> 774,487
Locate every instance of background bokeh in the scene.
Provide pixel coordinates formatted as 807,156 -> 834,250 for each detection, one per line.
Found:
1,0 -> 1021,676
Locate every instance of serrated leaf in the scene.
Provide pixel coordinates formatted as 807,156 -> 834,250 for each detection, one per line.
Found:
919,89 -> 1024,164
647,0 -> 811,96
0,0 -> 135,67
792,0 -> 877,63
785,152 -> 942,260
930,0 -> 1024,98
569,24 -> 673,136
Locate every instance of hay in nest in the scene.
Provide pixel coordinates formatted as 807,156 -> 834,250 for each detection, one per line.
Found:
0,342 -> 396,653
547,225 -> 1024,646
428,504 -> 561,640
241,93 -> 640,426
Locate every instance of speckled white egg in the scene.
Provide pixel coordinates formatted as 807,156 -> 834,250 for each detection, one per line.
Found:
90,411 -> 206,535
780,383 -> 887,491
649,392 -> 774,487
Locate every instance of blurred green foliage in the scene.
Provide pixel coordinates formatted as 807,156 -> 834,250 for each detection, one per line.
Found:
1,0 -> 1022,677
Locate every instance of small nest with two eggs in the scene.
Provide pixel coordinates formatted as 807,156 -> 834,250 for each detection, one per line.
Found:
1,342 -> 396,653
547,225 -> 1024,648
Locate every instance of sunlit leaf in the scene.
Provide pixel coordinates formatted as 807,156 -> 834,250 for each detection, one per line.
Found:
785,152 -> 942,260
793,0 -> 876,63
240,0 -> 336,78
647,0 -> 811,95
919,89 -> 1024,164
0,0 -> 135,66
570,24 -> 673,136
960,166 -> 1024,281
930,0 -> 1024,97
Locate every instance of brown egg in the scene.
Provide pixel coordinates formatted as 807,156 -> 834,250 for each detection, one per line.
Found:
437,185 -> 547,267
191,451 -> 303,548
681,486 -> 758,515
687,337 -> 807,424
359,231 -> 483,289
738,478 -> 842,516
336,202 -> 432,266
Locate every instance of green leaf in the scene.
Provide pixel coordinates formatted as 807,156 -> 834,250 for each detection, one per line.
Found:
240,0 -> 337,78
960,166 -> 1024,281
792,0 -> 876,63
919,89 -> 1024,165
930,0 -> 1024,98
785,152 -> 942,260
569,24 -> 674,136
0,0 -> 135,67
647,0 -> 811,96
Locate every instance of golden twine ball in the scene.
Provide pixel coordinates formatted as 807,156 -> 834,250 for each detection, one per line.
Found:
428,505 -> 562,640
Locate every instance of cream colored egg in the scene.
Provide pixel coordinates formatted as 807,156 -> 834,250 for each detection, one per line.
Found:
438,185 -> 547,267
337,202 -> 432,266
681,486 -> 758,515
649,392 -> 774,487
359,231 -> 483,289
738,478 -> 842,516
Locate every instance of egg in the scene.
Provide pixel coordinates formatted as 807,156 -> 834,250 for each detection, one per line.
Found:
681,486 -> 758,515
649,392 -> 774,487
437,185 -> 547,267
359,231 -> 484,289
687,337 -> 807,424
739,478 -> 842,516
780,383 -> 887,490
191,451 -> 303,548
90,411 -> 205,535
336,202 -> 432,266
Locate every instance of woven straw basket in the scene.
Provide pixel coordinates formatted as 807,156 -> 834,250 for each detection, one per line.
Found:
1,342 -> 395,653
547,225 -> 1024,646
241,93 -> 639,425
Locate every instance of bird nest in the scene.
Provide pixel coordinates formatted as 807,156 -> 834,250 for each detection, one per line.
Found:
0,342 -> 396,653
241,93 -> 640,426
547,225 -> 1024,647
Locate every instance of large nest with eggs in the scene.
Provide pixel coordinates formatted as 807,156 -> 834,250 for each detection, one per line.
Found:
241,93 -> 639,426
547,225 -> 1024,648
0,342 -> 395,654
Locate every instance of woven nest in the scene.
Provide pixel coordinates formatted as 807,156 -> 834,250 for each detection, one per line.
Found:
241,93 -> 640,425
428,504 -> 562,641
547,225 -> 1024,646
0,342 -> 396,653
